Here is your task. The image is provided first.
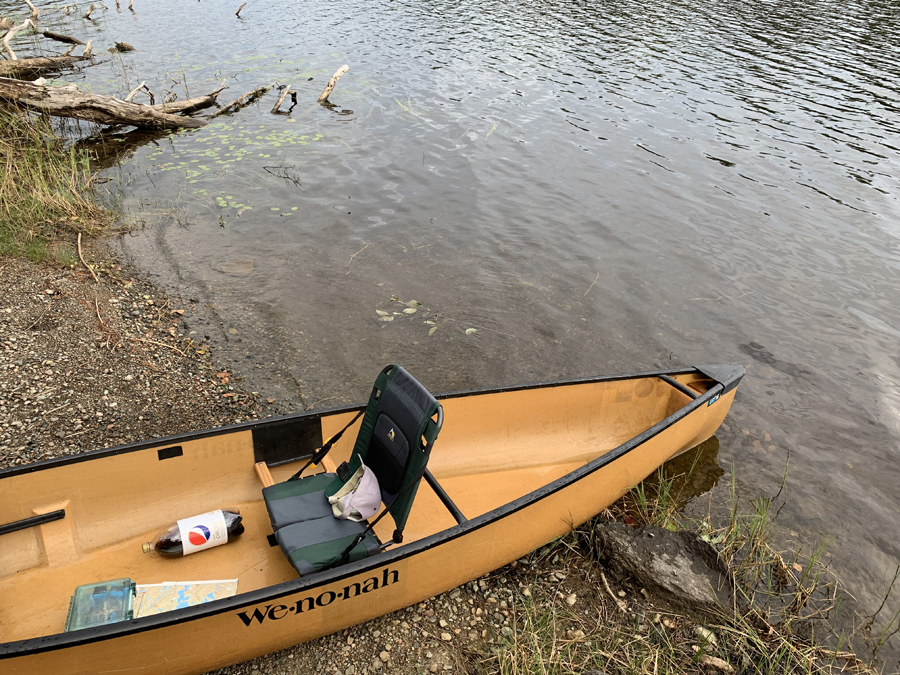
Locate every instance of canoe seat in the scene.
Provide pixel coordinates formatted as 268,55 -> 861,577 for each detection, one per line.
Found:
263,365 -> 443,576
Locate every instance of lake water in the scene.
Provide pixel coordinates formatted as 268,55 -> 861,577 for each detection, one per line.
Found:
14,0 -> 900,662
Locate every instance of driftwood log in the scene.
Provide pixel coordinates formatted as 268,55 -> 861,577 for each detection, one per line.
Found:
0,77 -> 209,129
209,83 -> 270,118
0,53 -> 90,78
41,30 -> 85,46
153,90 -> 224,115
3,18 -> 33,60
318,65 -> 348,103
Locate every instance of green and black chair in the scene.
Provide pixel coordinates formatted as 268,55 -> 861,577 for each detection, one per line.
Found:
263,365 -> 443,576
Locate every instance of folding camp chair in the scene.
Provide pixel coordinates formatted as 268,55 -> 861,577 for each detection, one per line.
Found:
262,365 -> 443,575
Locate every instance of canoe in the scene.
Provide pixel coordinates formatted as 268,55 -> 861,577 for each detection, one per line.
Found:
0,364 -> 743,675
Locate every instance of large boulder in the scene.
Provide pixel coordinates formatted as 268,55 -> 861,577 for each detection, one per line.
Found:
593,522 -> 743,619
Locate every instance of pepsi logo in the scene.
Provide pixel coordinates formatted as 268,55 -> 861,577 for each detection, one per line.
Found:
188,524 -> 211,546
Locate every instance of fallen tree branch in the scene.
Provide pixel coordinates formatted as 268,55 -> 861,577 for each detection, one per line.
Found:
318,64 -> 348,103
41,30 -> 85,45
83,4 -> 95,20
236,2 -> 246,16
0,41 -> 91,77
123,80 -> 146,102
0,77 -> 208,129
209,83 -> 270,118
3,18 -> 33,60
270,83 -> 291,113
24,0 -> 40,20
152,88 -> 224,115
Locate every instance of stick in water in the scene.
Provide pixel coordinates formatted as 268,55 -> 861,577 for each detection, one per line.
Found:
270,83 -> 291,114
2,19 -> 32,61
24,0 -> 40,20
83,4 -> 95,19
236,2 -> 246,17
318,64 -> 348,103
123,80 -> 145,102
210,84 -> 271,118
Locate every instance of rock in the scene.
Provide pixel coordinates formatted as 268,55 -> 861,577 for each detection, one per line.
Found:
439,619 -> 449,628
565,593 -> 577,606
379,651 -> 390,661
372,657 -> 383,670
522,587 -> 531,597
693,625 -> 718,648
594,522 -> 742,619
698,654 -> 734,673
566,629 -> 585,640
441,632 -> 452,642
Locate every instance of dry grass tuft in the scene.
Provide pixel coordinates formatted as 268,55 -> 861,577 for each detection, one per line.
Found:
0,108 -> 112,262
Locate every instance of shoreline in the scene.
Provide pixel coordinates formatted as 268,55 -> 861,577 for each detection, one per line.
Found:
0,243 -> 882,675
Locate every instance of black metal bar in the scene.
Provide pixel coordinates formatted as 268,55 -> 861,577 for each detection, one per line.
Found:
424,469 -> 467,524
658,374 -> 699,400
0,509 -> 65,537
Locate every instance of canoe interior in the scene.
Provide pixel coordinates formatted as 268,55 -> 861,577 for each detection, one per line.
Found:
0,371 -> 718,645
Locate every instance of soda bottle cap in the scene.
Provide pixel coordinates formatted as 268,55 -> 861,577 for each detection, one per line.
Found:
142,542 -> 151,554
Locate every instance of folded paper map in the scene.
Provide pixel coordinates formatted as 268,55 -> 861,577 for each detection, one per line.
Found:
132,579 -> 238,618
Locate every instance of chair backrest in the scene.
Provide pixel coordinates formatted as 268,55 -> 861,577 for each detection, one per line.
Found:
330,365 -> 442,541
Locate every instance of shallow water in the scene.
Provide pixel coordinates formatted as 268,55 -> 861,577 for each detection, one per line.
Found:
13,0 -> 900,661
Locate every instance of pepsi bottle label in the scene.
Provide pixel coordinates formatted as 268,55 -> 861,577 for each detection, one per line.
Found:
177,509 -> 229,555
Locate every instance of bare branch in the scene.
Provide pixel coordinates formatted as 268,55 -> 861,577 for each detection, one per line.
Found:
318,64 -> 348,103
3,18 -> 33,61
41,30 -> 85,45
24,0 -> 40,20
270,83 -> 291,114
210,83 -> 271,118
123,80 -> 146,102
236,3 -> 247,17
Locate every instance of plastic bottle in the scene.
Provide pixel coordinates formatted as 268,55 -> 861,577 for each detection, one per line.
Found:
142,508 -> 244,557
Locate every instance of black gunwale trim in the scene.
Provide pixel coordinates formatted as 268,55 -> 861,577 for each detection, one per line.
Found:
0,367 -> 697,481
0,509 -> 65,537
0,366 -> 741,658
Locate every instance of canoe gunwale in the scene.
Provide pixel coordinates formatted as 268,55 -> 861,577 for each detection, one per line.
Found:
0,366 -> 702,481
0,365 -> 743,658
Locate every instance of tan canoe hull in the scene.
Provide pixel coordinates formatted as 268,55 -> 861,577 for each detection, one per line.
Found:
0,366 -> 741,675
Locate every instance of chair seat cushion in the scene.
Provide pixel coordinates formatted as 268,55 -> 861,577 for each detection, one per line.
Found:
276,516 -> 381,576
263,473 -> 336,531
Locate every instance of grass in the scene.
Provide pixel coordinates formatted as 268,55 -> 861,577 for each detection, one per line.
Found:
476,450 -> 879,675
0,108 -> 112,262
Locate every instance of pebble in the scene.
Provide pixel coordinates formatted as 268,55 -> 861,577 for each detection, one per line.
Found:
566,593 -> 577,606
441,632 -> 452,642
379,651 -> 390,661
